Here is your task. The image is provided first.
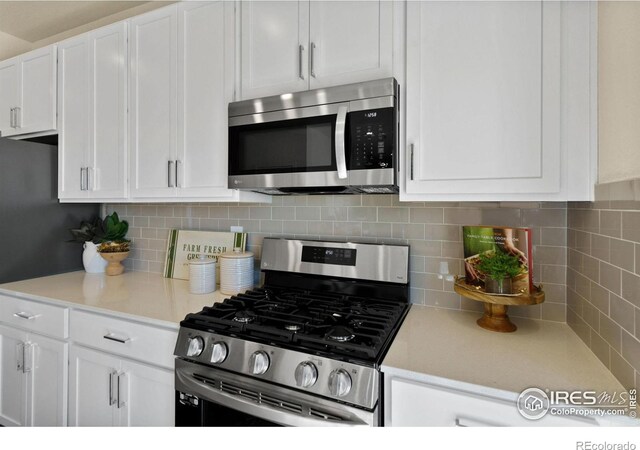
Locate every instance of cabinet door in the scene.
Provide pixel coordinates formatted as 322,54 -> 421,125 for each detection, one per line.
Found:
68,345 -> 119,426
129,5 -> 178,199
89,22 -> 128,200
118,359 -> 174,426
26,333 -> 68,426
405,1 -> 561,197
0,326 -> 27,426
0,57 -> 19,137
58,35 -> 90,200
176,1 -> 234,198
240,1 -> 309,99
19,45 -> 57,135
308,1 -> 393,89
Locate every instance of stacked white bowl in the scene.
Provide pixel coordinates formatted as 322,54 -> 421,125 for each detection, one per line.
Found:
219,249 -> 254,295
189,258 -> 216,294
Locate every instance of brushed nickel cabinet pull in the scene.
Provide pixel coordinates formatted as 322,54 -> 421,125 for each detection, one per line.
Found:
13,312 -> 37,320
298,45 -> 305,80
310,42 -> 316,78
103,334 -> 131,344
168,161 -> 175,188
410,144 -> 414,181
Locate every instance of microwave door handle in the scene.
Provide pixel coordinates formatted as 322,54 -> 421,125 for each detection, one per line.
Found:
335,105 -> 348,179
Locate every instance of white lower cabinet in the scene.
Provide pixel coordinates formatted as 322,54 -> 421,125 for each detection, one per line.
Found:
68,309 -> 176,426
0,325 -> 68,427
0,291 -> 177,427
384,375 -> 596,427
68,345 -> 174,427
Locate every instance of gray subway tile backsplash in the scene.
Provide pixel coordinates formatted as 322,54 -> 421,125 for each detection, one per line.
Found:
107,195 -> 566,322
106,190 -> 640,390
568,191 -> 640,391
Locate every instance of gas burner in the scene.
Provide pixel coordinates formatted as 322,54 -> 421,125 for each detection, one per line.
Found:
285,324 -> 302,332
233,310 -> 256,323
325,325 -> 356,342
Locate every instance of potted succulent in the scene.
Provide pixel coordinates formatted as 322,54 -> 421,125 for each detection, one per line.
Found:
69,217 -> 108,274
97,212 -> 131,276
476,250 -> 523,294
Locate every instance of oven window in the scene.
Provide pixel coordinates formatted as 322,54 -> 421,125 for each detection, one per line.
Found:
203,400 -> 281,427
229,115 -> 337,175
176,391 -> 281,427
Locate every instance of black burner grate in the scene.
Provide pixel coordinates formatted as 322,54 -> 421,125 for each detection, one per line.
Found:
182,286 -> 409,362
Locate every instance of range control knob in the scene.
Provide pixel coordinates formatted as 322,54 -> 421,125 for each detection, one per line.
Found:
186,336 -> 204,357
210,342 -> 228,364
328,369 -> 352,397
249,350 -> 270,375
294,361 -> 318,388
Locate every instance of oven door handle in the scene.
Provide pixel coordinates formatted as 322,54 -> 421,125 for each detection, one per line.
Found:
334,105 -> 349,180
176,366 -> 370,427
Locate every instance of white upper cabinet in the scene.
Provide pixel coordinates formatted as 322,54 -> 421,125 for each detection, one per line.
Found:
129,5 -> 178,199
402,1 -> 594,201
308,1 -> 393,89
58,22 -> 127,201
238,0 -> 394,99
177,1 -> 236,198
240,1 -> 309,99
20,46 -> 57,136
90,23 -> 128,200
58,37 -> 89,200
0,59 -> 19,137
130,3 -> 265,202
0,45 -> 56,138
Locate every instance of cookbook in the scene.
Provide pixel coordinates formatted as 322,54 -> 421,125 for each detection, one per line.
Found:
164,229 -> 247,281
462,225 -> 533,293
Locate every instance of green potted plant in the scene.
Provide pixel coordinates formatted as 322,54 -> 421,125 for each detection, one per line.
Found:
69,218 -> 108,273
96,212 -> 131,276
476,250 -> 523,294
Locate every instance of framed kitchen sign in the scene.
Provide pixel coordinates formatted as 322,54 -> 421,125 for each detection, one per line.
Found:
163,229 -> 247,280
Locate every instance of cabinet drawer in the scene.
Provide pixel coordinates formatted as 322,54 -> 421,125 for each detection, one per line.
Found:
0,294 -> 68,339
388,377 -> 595,426
70,310 -> 177,369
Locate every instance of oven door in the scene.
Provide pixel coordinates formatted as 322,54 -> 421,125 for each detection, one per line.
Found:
175,358 -> 376,427
228,103 -> 350,191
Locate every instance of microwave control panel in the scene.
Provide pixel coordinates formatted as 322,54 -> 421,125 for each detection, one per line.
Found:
349,107 -> 395,170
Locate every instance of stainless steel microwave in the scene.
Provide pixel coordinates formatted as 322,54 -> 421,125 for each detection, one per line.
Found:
228,78 -> 399,195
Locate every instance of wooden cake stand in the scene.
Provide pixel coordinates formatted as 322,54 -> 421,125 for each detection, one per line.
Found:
453,277 -> 545,333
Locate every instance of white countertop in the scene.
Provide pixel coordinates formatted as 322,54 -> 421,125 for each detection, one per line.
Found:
0,272 -> 627,405
0,271 -> 227,328
382,305 -> 626,398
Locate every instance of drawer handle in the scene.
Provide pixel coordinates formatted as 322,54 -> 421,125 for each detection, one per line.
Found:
13,312 -> 37,320
455,417 -> 496,427
103,334 -> 131,344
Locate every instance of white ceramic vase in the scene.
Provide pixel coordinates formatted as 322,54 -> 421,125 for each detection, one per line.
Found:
83,241 -> 107,274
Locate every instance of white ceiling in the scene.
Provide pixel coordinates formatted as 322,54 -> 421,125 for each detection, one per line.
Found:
0,1 -> 148,42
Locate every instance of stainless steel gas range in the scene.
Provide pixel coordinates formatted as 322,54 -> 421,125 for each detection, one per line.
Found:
174,238 -> 410,426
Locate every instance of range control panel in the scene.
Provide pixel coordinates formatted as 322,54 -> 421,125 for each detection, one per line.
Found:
348,107 -> 394,170
301,246 -> 357,266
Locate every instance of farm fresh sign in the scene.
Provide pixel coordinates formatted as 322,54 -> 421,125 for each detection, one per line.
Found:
163,229 -> 247,280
